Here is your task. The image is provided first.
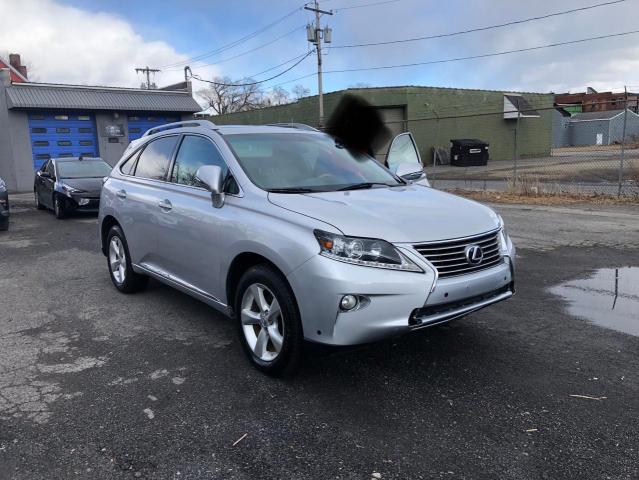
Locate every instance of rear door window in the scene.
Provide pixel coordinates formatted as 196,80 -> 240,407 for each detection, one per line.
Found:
170,135 -> 228,187
134,136 -> 179,181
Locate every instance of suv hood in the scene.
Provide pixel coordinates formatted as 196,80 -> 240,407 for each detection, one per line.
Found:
268,185 -> 500,243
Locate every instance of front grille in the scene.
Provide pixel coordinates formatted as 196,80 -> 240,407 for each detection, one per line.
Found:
413,230 -> 503,278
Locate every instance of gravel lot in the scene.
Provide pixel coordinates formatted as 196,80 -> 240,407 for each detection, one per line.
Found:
1,194 -> 638,479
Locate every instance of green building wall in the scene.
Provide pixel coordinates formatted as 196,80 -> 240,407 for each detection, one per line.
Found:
209,86 -> 554,163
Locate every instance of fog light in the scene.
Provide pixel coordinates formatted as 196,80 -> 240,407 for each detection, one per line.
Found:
340,295 -> 358,311
78,198 -> 90,206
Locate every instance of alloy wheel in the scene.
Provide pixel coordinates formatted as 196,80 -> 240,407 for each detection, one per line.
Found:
109,236 -> 126,284
240,283 -> 284,362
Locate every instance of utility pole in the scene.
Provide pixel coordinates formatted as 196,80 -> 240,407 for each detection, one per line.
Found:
305,1 -> 332,128
135,66 -> 160,89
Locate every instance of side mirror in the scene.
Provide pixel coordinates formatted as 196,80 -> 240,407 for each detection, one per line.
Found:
395,163 -> 430,186
196,165 -> 225,208
396,162 -> 422,178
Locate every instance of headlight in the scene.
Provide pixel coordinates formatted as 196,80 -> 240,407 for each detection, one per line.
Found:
314,230 -> 423,272
60,183 -> 82,196
497,215 -> 509,250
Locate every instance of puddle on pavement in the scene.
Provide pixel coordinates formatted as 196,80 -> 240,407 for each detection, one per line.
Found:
551,267 -> 639,337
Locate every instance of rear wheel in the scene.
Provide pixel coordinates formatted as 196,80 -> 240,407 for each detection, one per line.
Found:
53,194 -> 66,219
106,225 -> 148,293
235,265 -> 303,376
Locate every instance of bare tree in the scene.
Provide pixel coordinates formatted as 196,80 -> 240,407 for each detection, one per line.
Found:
270,86 -> 290,106
196,76 -> 266,115
292,84 -> 310,100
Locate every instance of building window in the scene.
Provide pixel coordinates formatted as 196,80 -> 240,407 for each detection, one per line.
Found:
54,115 -> 69,121
78,115 -> 91,121
57,140 -> 72,146
128,116 -> 140,121
34,141 -> 49,146
31,128 -> 47,133
79,140 -> 93,146
58,153 -> 73,157
78,127 -> 93,133
56,127 -> 71,133
129,128 -> 141,133
36,154 -> 51,160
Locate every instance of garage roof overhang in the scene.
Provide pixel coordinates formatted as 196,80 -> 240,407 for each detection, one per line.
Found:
5,82 -> 201,113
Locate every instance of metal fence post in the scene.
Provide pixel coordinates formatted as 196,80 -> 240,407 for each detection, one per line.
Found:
618,87 -> 628,197
513,98 -> 520,185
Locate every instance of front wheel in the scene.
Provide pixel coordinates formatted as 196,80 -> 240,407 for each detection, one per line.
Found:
235,265 -> 303,376
106,225 -> 148,293
53,194 -> 66,219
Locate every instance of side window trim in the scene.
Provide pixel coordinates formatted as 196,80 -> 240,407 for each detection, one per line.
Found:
123,134 -> 180,182
168,133 -> 239,194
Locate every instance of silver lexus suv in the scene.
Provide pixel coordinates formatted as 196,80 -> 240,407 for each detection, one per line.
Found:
99,120 -> 515,375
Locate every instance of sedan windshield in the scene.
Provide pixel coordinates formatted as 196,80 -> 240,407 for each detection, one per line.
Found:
224,133 -> 402,192
57,160 -> 112,179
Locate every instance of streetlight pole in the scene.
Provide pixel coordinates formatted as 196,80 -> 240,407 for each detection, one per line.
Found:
305,1 -> 332,128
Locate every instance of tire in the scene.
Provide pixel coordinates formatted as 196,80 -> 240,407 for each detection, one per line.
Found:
234,264 -> 303,377
106,225 -> 148,293
35,191 -> 45,210
53,194 -> 66,219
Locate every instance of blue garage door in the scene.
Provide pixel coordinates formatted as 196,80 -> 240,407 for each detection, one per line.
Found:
28,112 -> 99,170
127,114 -> 180,142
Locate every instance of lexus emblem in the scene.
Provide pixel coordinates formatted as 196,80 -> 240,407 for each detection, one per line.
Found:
465,245 -> 483,265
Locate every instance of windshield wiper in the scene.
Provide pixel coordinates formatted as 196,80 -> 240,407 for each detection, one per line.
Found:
338,182 -> 395,191
267,187 -> 316,194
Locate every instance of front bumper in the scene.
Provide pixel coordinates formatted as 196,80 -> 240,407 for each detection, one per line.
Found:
287,240 -> 515,346
64,194 -> 100,212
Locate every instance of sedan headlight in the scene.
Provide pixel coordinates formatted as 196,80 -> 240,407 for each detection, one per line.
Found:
60,183 -> 82,197
314,230 -> 423,272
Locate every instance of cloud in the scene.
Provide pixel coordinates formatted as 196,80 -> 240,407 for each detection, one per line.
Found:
0,0 -> 219,87
321,0 -> 639,94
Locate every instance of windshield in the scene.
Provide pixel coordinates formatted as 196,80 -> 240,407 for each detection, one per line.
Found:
57,160 -> 112,178
224,133 -> 402,192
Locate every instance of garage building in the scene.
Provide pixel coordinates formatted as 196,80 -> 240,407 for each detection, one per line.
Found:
0,70 -> 201,191
209,86 -> 554,165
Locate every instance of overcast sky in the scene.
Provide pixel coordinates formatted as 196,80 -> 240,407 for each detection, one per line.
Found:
1,0 -> 638,98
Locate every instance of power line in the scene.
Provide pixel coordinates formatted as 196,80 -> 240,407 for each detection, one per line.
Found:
332,0 -> 401,11
189,51 -> 314,87
164,25 -> 306,71
249,52 -> 313,78
160,6 -> 304,69
330,0 -> 627,49
322,29 -> 639,74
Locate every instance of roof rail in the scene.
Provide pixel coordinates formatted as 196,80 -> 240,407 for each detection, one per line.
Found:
266,123 -> 319,132
143,120 -> 217,137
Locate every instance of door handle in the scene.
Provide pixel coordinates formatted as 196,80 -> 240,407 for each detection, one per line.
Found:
116,190 -> 127,199
158,199 -> 172,211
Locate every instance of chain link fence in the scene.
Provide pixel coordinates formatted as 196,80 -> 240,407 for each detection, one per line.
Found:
414,99 -> 639,197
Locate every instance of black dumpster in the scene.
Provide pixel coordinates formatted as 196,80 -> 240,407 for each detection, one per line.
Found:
450,139 -> 489,166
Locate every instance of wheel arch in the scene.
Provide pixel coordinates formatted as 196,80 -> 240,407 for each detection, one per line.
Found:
100,215 -> 121,256
225,252 -> 298,317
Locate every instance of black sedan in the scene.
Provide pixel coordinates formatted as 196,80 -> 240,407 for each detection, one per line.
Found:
34,157 -> 112,219
0,177 -> 8,231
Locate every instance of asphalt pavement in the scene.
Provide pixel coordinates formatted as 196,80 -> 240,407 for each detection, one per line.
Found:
1,194 -> 638,479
